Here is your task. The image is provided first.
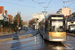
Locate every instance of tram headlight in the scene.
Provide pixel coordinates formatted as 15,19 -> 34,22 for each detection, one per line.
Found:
74,22 -> 75,24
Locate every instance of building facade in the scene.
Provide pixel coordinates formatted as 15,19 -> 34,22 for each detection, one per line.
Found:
8,15 -> 13,24
56,7 -> 71,16
0,6 -> 9,22
33,13 -> 48,23
4,10 -> 9,22
0,6 -> 4,20
22,21 -> 29,27
33,13 -> 48,29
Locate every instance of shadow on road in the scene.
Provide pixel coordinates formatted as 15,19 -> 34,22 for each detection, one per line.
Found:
10,33 -> 22,50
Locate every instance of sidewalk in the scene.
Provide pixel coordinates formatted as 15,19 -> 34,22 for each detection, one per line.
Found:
0,32 -> 15,36
0,30 -> 25,36
0,29 -> 38,42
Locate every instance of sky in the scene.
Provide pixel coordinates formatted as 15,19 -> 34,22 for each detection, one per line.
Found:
0,0 -> 75,21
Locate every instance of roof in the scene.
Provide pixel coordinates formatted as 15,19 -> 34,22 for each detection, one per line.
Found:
8,15 -> 13,18
5,10 -> 7,14
0,6 -> 4,14
8,15 -> 13,20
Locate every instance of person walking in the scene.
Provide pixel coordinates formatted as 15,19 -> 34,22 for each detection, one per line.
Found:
19,27 -> 21,32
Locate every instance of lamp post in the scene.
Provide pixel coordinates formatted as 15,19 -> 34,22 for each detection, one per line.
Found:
0,20 -> 3,33
0,21 -> 1,32
8,21 -> 9,33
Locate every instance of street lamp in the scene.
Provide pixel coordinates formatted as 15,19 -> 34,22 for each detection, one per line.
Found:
0,20 -> 1,32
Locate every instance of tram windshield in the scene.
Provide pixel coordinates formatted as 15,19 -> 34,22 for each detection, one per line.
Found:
49,21 -> 65,32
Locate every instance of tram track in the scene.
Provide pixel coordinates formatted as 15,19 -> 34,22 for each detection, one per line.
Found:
61,42 -> 74,50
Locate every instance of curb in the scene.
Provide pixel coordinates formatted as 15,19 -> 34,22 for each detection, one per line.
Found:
0,32 -> 25,36
67,33 -> 75,36
0,32 -> 15,36
0,36 -> 13,42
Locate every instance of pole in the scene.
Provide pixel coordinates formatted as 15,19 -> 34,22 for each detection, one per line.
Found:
8,22 -> 9,33
17,20 -> 19,33
0,20 -> 2,33
42,11 -> 47,31
0,20 -> 1,32
0,21 -> 3,33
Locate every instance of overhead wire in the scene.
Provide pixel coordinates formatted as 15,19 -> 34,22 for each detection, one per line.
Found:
61,0 -> 64,7
44,0 -> 52,11
61,0 -> 74,7
0,0 -> 35,8
32,0 -> 52,11
32,0 -> 44,8
67,1 -> 75,7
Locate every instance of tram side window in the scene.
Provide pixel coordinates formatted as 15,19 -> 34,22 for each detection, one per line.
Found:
41,26 -> 43,31
52,26 -> 55,31
45,21 -> 48,32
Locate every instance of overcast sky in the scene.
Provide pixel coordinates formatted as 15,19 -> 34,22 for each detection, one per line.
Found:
0,0 -> 75,21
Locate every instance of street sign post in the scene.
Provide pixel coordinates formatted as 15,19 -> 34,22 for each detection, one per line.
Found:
17,20 -> 19,32
17,20 -> 19,24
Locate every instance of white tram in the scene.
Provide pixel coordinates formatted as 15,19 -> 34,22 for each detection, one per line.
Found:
39,14 -> 66,42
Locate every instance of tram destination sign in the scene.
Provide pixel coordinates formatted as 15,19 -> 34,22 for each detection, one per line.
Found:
51,17 -> 63,19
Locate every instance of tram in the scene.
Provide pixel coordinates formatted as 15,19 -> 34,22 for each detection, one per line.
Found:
39,14 -> 66,42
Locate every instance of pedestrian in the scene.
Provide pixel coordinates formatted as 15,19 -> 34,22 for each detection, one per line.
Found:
19,27 -> 21,32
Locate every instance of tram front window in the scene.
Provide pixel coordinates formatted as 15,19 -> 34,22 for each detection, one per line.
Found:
50,21 -> 64,32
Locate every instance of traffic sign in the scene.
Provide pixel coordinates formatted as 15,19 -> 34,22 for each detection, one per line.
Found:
17,20 -> 19,23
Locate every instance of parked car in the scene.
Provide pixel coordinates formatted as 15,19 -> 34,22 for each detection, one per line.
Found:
73,29 -> 75,34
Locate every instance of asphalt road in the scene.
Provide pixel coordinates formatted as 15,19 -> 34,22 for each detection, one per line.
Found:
0,33 -> 66,50
0,29 -> 75,50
